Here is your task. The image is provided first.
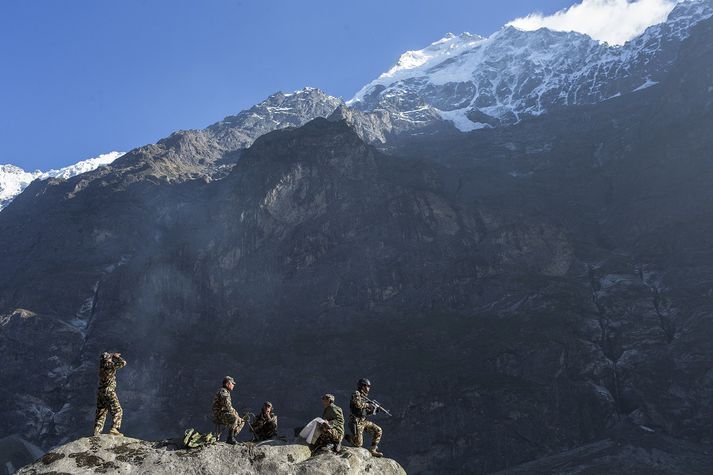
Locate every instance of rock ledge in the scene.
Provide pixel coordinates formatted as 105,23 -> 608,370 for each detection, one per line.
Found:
18,435 -> 406,475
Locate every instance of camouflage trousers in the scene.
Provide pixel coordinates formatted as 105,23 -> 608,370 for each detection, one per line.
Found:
349,417 -> 382,449
314,425 -> 343,449
94,390 -> 122,435
214,408 -> 245,436
253,420 -> 278,441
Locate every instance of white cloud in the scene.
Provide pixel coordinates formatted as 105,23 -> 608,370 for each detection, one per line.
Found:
507,0 -> 680,45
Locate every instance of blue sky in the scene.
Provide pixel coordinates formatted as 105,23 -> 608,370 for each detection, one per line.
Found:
0,0 -> 619,170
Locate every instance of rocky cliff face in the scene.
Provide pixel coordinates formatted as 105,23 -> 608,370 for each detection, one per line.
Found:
17,436 -> 406,475
0,153 -> 123,211
2,11 -> 713,475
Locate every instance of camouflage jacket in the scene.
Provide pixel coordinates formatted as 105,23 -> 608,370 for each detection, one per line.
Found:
212,387 -> 235,419
350,390 -> 371,420
252,411 -> 278,437
98,354 -> 126,393
322,403 -> 345,437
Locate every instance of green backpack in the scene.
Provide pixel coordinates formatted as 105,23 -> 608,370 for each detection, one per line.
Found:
183,428 -> 217,448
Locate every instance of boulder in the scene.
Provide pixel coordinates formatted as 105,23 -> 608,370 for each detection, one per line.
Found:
17,435 -> 406,475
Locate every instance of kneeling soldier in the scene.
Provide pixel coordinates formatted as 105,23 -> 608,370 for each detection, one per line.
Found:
212,376 -> 244,444
93,352 -> 127,437
313,393 -> 344,454
348,378 -> 383,457
251,401 -> 278,441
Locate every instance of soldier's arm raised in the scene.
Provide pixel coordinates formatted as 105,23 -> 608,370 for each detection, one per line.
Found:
112,353 -> 127,368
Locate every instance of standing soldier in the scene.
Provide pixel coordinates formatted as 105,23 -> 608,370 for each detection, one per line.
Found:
312,394 -> 344,454
212,376 -> 244,445
347,378 -> 383,457
251,401 -> 278,441
93,352 -> 127,436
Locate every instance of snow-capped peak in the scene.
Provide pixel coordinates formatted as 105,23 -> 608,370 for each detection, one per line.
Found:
349,0 -> 713,132
382,33 -> 485,79
0,151 -> 123,211
41,152 -> 123,180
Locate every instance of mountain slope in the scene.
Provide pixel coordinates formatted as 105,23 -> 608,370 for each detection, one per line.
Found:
0,152 -> 123,211
350,0 -> 713,131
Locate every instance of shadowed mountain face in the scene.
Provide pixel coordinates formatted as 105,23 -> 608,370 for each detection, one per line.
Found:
2,15 -> 713,475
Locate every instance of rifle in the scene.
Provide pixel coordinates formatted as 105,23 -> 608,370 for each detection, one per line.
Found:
242,411 -> 256,438
364,396 -> 392,417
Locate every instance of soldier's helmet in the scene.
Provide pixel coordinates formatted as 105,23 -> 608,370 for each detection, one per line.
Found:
358,378 -> 372,388
101,352 -> 112,360
322,393 -> 335,403
223,376 -> 235,386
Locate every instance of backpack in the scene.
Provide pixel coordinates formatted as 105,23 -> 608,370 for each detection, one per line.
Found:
183,428 -> 217,448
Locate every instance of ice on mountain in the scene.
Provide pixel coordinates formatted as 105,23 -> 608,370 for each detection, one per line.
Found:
349,0 -> 713,130
437,108 -> 490,132
0,152 -> 123,211
634,78 -> 660,90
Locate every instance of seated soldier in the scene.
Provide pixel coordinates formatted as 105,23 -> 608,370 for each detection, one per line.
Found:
251,401 -> 278,441
312,393 -> 345,454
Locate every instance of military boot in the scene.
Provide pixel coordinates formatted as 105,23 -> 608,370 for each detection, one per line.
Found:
370,447 -> 384,458
108,427 -> 123,436
225,433 -> 237,445
334,441 -> 342,454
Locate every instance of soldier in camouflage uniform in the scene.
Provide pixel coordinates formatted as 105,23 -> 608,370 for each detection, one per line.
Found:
312,394 -> 345,454
251,401 -> 278,441
212,376 -> 244,444
348,378 -> 383,457
93,352 -> 127,436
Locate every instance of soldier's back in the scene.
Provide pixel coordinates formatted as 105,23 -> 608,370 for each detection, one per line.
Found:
212,387 -> 232,417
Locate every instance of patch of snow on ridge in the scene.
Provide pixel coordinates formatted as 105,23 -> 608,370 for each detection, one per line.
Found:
42,152 -> 123,180
0,165 -> 40,205
348,32 -> 486,104
437,108 -> 489,132
383,33 -> 486,78
0,151 -> 123,211
634,78 -> 660,90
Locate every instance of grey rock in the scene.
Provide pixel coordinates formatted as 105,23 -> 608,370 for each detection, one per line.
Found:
17,435 -> 405,475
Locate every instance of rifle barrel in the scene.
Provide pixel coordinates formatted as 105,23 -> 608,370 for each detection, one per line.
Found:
365,397 -> 393,417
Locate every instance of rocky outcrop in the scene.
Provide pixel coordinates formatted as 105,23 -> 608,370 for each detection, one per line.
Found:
17,435 -> 406,475
207,87 -> 343,152
0,153 -> 122,211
